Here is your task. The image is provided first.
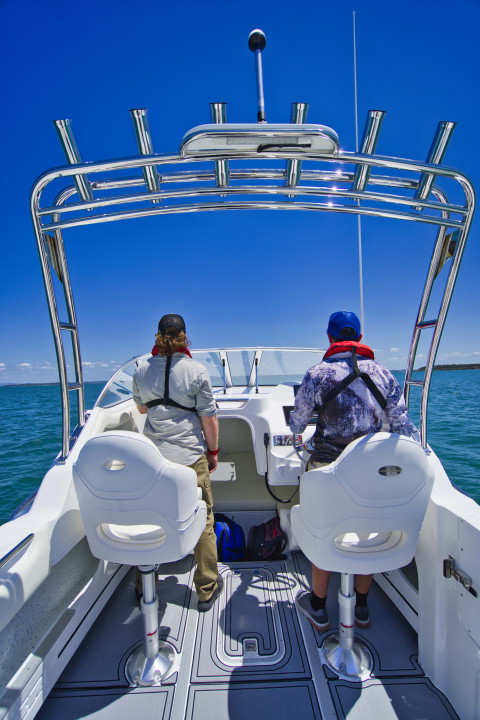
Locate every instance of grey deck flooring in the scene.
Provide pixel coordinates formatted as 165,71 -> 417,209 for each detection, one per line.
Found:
36,553 -> 459,720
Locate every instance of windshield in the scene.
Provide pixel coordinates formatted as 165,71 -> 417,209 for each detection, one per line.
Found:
95,360 -> 138,408
95,348 -> 325,408
255,349 -> 324,384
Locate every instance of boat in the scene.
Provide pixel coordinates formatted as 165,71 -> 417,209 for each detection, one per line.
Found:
0,28 -> 478,720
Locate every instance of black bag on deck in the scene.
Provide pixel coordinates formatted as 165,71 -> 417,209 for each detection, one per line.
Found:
246,516 -> 287,561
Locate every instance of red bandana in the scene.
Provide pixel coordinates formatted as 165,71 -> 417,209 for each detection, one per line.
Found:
323,341 -> 375,361
151,345 -> 192,358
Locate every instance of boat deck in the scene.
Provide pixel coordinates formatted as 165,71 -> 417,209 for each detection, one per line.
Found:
36,552 -> 459,720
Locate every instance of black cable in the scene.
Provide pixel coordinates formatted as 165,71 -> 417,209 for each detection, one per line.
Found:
263,433 -> 299,504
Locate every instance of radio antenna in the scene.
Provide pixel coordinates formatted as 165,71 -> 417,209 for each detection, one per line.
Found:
353,12 -> 365,336
248,29 -> 267,123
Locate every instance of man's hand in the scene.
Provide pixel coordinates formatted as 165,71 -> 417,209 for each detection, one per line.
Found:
206,451 -> 218,473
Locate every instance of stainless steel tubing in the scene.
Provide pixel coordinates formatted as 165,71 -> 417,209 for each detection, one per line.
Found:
210,102 -> 227,125
415,121 -> 456,202
54,119 -> 94,202
322,571 -> 372,680
338,573 -> 355,651
255,51 -> 266,122
210,103 -> 230,187
286,102 -> 309,189
130,109 -> 160,200
352,110 -> 386,191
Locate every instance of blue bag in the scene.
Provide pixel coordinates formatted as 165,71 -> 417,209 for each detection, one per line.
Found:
214,513 -> 246,562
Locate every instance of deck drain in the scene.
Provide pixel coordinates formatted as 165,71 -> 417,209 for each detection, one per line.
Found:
243,638 -> 260,659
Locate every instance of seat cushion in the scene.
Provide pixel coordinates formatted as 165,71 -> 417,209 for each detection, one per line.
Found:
334,530 -> 402,553
100,523 -> 167,545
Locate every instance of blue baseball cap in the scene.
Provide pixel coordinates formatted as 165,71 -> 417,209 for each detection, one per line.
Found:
327,311 -> 361,339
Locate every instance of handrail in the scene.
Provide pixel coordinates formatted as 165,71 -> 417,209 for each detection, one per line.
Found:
0,534 -> 34,570
38,185 -> 467,221
30,137 -> 475,460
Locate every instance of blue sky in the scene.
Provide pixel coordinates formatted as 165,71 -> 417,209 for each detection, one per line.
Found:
0,0 -> 479,385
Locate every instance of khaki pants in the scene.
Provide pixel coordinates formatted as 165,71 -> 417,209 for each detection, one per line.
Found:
190,454 -> 219,602
135,453 -> 219,603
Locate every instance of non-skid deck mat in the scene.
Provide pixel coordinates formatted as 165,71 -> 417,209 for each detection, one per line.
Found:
191,562 -> 310,682
37,553 -> 459,720
292,551 -> 423,676
37,687 -> 174,720
330,677 -> 459,719
291,552 -> 459,718
184,682 -> 322,720
51,556 -> 195,689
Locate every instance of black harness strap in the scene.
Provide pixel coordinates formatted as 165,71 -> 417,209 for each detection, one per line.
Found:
145,354 -> 198,413
316,347 -> 387,415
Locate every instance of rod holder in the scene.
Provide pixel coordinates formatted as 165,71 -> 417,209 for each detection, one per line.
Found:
54,119 -> 94,203
286,102 -> 309,190
248,29 -> 267,123
352,110 -> 386,192
210,102 -> 230,187
130,108 -> 160,201
415,121 -> 457,204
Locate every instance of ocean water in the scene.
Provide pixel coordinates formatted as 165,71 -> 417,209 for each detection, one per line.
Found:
0,371 -> 479,526
0,383 -> 103,526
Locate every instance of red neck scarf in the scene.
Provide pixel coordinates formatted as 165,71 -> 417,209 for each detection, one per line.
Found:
323,340 -> 374,361
151,345 -> 192,358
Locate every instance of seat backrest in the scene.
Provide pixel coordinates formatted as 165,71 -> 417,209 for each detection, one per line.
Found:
291,432 -> 434,574
73,431 -> 206,565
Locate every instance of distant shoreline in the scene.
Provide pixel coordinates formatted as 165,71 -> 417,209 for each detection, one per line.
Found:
392,364 -> 480,373
1,364 -> 479,388
0,380 -> 105,388
417,363 -> 480,372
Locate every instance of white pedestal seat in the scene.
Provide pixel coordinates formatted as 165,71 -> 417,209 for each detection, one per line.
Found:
73,431 -> 206,686
291,432 -> 433,680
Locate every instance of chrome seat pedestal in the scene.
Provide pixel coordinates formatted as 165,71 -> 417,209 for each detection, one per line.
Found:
322,573 -> 372,681
125,565 -> 175,686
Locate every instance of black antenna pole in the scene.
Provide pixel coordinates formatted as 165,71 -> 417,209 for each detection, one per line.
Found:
248,29 -> 267,123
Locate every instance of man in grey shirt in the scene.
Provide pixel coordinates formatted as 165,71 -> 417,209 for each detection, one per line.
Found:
132,314 -> 222,611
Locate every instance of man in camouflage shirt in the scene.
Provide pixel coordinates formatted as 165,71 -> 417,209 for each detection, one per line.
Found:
290,310 -> 417,630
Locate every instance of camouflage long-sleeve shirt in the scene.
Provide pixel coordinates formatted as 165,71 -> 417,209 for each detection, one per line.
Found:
289,351 -> 416,463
